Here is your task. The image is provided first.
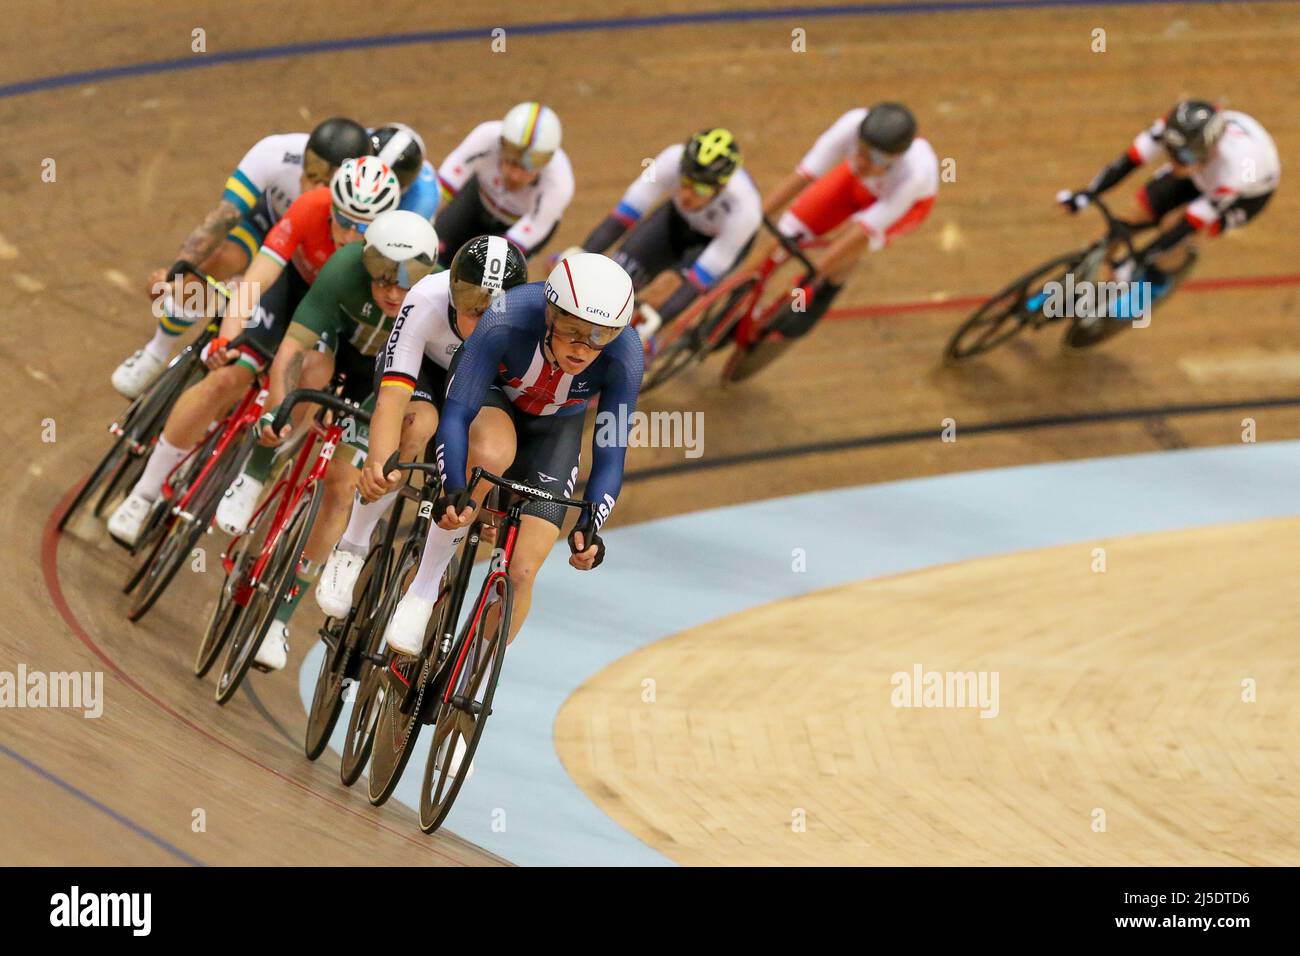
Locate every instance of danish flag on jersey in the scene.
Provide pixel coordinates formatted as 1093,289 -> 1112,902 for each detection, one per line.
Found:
500,347 -> 590,415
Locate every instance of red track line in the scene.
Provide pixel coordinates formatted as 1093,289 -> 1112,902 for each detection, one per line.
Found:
41,482 -> 469,865
827,271 -> 1300,321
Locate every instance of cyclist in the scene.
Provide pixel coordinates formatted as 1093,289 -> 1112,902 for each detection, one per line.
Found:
105,158 -> 401,547
313,234 -> 531,617
569,128 -> 762,346
759,102 -> 938,344
216,211 -> 441,670
372,122 -> 441,221
381,253 -> 643,661
1058,99 -> 1280,307
112,118 -> 373,398
434,102 -> 574,266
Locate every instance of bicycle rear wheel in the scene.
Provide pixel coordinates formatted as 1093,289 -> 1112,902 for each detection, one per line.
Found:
305,525 -> 386,761
418,575 -> 511,833
945,252 -> 1085,361
214,483 -> 321,705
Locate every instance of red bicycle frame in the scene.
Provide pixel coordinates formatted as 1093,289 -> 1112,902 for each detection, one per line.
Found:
222,413 -> 345,602
159,384 -> 269,520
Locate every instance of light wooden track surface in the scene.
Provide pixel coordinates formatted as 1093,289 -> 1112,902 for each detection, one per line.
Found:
556,517 -> 1300,866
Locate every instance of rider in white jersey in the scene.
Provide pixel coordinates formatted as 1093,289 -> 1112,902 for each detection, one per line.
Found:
573,129 -> 762,341
1061,100 -> 1280,294
434,102 -> 575,266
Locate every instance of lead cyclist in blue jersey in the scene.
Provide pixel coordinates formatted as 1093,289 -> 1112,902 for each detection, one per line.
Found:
375,252 -> 643,654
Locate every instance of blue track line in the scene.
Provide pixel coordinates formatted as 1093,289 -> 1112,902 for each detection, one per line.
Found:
0,740 -> 204,866
2,1 -> 1291,100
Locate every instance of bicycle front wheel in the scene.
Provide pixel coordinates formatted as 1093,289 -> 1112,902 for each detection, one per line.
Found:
419,574 -> 512,834
214,482 -> 321,706
305,526 -> 387,761
945,251 -> 1086,361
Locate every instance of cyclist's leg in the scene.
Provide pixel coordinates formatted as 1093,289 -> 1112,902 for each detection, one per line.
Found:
491,410 -> 586,643
334,356 -> 443,560
433,176 -> 504,268
611,204 -> 681,290
1131,171 -> 1201,281
384,388 -> 517,653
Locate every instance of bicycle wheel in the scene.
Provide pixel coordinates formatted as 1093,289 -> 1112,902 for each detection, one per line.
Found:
419,575 -> 512,833
945,252 -> 1086,361
194,531 -> 254,678
366,543 -> 460,803
124,427 -> 247,621
304,525 -> 387,761
642,275 -> 758,393
1061,250 -> 1198,350
59,355 -> 194,532
214,483 -> 321,706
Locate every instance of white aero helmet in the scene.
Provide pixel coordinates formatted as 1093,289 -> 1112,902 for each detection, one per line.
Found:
331,156 -> 401,229
544,253 -> 634,347
500,102 -> 562,171
362,210 -> 439,289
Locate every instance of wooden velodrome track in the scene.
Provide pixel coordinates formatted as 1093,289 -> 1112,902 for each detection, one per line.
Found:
2,1 -> 1298,865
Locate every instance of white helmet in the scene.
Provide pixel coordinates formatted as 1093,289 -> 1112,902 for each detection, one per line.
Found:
544,253 -> 634,344
331,156 -> 401,227
500,102 -> 562,170
362,210 -> 439,289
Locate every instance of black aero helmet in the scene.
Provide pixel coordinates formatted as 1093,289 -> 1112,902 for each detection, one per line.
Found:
1162,99 -> 1223,165
858,103 -> 917,157
371,123 -> 427,189
680,128 -> 742,186
449,235 -> 529,321
305,117 -> 373,167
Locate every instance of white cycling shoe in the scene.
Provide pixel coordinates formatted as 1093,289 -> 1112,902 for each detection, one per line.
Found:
111,349 -> 165,400
107,492 -> 154,546
215,473 -> 264,535
255,621 -> 289,671
383,593 -> 435,657
434,735 -> 474,781
316,548 -> 366,618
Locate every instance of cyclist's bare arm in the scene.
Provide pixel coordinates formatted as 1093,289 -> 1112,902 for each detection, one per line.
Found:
763,170 -> 812,217
145,199 -> 243,296
816,227 -> 870,283
217,253 -> 283,343
358,386 -> 411,501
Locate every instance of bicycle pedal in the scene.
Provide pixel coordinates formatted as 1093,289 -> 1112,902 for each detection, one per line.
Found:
363,651 -> 388,667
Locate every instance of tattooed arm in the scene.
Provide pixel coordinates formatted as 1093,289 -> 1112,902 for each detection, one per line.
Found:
145,199 -> 244,298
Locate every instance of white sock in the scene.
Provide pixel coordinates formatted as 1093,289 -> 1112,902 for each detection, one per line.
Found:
339,490 -> 397,555
409,523 -> 466,603
131,435 -> 191,502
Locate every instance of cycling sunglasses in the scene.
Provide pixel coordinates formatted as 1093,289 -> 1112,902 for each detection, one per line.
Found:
499,140 -> 554,172
679,176 -> 723,197
361,244 -> 436,290
333,209 -> 372,234
548,308 -> 620,349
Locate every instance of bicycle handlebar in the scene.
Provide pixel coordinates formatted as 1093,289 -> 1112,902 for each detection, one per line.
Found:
761,216 -> 818,277
271,389 -> 372,435
227,332 -> 275,365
